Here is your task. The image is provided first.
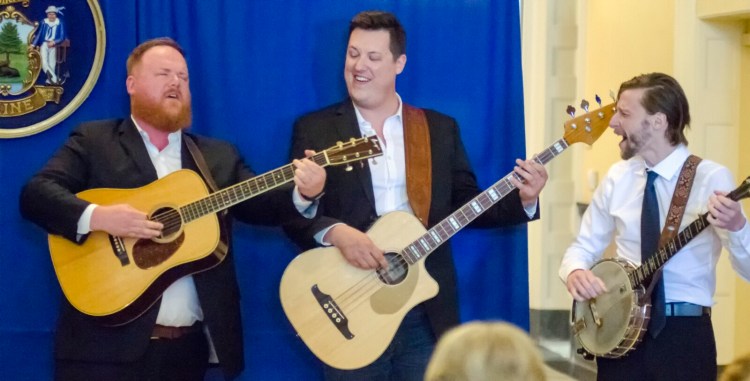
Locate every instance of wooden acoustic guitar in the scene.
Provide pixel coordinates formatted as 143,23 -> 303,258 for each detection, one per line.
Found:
572,176 -> 750,359
48,136 -> 382,326
279,100 -> 615,370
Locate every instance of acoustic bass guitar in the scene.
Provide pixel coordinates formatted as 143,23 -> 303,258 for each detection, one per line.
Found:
279,99 -> 615,370
572,175 -> 750,358
49,136 -> 382,326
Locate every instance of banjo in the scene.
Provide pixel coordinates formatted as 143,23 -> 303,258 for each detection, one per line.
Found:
572,175 -> 750,359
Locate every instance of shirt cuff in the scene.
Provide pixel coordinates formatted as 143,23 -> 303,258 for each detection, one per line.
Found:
523,200 -> 538,219
314,223 -> 345,246
293,186 -> 318,219
77,203 -> 97,235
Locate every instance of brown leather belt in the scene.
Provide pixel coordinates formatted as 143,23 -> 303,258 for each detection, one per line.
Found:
150,322 -> 202,340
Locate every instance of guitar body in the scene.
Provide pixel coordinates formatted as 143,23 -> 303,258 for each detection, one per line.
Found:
571,258 -> 650,358
48,169 -> 221,324
279,211 -> 439,370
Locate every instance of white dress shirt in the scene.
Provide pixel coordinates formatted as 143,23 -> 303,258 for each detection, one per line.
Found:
559,145 -> 750,306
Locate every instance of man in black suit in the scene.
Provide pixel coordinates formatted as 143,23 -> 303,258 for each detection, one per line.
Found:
283,11 -> 548,381
20,37 -> 326,381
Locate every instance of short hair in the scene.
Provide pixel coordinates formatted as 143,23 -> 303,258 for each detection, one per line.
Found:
349,10 -> 406,59
424,321 -> 547,381
617,72 -> 690,146
126,37 -> 185,75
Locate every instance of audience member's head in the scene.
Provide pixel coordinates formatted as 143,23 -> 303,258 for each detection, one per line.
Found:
424,321 -> 546,381
720,352 -> 750,381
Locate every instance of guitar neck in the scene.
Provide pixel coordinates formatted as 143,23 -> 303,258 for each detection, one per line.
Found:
180,153 -> 329,222
399,138 -> 570,265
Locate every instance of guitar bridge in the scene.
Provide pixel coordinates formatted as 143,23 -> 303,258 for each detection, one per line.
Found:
109,235 -> 130,266
311,284 -> 354,340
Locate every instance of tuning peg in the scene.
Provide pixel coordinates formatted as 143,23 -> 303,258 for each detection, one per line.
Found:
580,99 -> 590,112
566,105 -> 575,118
609,90 -> 616,102
345,164 -> 353,172
595,94 -> 602,107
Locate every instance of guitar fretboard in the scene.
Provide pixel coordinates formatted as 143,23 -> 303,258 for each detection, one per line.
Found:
400,138 -> 570,265
180,153 -> 329,222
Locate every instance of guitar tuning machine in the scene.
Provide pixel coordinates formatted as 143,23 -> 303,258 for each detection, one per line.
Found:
345,164 -> 353,172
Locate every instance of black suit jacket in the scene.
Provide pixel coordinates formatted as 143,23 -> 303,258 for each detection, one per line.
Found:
20,118 -> 297,380
283,100 -> 539,337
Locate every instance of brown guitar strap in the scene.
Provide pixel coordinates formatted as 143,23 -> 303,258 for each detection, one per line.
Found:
403,104 -> 432,227
658,155 -> 702,246
645,154 -> 702,297
183,134 -> 229,260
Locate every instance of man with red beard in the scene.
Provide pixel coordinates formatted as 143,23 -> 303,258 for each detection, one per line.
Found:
560,72 -> 750,380
20,38 -> 326,381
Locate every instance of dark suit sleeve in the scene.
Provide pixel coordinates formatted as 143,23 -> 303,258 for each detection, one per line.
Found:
425,110 -> 537,228
281,117 -> 344,249
20,124 -> 100,242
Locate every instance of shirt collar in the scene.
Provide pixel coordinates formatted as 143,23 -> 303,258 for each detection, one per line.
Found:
352,93 -> 403,128
646,144 -> 689,180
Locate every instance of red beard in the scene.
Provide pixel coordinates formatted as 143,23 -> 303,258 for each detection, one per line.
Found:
131,94 -> 192,133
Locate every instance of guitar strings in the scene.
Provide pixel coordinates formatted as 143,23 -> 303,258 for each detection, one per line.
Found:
315,163 -> 540,318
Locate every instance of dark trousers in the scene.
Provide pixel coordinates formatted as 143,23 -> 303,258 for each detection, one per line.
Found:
596,315 -> 716,381
55,329 -> 209,381
323,305 -> 437,381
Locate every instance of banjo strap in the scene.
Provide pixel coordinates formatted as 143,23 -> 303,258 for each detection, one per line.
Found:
645,154 -> 702,296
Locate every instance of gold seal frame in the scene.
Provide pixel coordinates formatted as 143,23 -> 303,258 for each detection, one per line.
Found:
0,0 -> 105,138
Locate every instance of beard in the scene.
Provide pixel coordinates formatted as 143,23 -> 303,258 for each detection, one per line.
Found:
619,120 -> 653,160
131,93 -> 192,133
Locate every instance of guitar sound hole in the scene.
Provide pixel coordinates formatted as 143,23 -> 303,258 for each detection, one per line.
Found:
150,206 -> 183,240
377,252 -> 408,285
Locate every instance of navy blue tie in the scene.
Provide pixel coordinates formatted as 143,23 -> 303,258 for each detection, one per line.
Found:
642,170 -> 665,338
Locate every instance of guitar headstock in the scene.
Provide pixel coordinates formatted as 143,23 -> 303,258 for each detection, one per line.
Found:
728,176 -> 750,202
324,136 -> 383,166
563,99 -> 616,146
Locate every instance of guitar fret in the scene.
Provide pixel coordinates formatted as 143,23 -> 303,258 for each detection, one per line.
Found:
429,230 -> 442,244
488,188 -> 500,201
418,237 -> 431,252
470,200 -> 483,214
448,216 -> 460,230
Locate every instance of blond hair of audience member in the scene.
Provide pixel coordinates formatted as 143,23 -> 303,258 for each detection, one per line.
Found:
720,352 -> 750,381
424,321 -> 546,381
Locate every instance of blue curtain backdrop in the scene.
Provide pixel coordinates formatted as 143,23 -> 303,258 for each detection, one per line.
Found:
0,1 -> 528,379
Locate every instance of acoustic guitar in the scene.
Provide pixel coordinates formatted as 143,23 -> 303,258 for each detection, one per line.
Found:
49,137 -> 382,326
279,100 -> 615,370
572,176 -> 750,359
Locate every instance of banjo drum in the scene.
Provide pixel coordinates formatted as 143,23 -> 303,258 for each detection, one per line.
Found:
571,258 -> 651,358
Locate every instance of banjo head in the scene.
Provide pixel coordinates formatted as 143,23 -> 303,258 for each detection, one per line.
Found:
572,259 -> 646,357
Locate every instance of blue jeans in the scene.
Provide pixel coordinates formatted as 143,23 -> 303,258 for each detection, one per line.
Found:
323,305 -> 436,381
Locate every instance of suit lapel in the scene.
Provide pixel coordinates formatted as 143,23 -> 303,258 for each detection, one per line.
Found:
335,101 -> 376,209
117,118 -> 159,181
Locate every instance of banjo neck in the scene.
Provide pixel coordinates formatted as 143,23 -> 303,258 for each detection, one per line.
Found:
629,176 -> 750,287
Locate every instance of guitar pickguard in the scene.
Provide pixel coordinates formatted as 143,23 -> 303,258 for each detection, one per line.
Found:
133,232 -> 186,269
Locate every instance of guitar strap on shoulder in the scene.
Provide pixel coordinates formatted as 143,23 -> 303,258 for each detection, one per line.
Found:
403,104 -> 432,228
184,134 -> 220,193
658,154 -> 702,246
183,134 -> 229,260
645,154 -> 702,296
